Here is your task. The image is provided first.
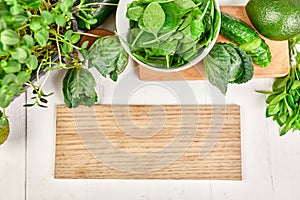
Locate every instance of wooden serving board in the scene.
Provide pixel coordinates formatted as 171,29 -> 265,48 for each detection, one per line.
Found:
55,105 -> 241,180
138,6 -> 290,81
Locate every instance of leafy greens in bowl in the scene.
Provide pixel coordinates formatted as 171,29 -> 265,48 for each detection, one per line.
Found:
116,0 -> 221,72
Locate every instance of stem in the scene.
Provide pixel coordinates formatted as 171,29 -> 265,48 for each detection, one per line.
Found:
48,38 -> 82,50
83,2 -> 118,7
16,24 -> 29,31
200,1 -> 210,20
73,32 -> 103,38
55,26 -> 63,65
131,30 -> 144,48
166,55 -> 170,69
38,71 -> 51,94
143,31 -> 175,45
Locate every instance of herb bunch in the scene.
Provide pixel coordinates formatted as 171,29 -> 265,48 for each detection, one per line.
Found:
0,0 -> 101,110
260,35 -> 300,136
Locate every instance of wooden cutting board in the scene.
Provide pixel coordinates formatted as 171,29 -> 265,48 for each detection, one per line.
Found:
138,6 -> 290,81
55,105 -> 241,180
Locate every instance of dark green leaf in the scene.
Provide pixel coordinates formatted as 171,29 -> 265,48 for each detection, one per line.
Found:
203,43 -> 230,94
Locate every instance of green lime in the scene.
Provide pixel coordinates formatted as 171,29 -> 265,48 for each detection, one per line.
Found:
246,0 -> 300,41
0,116 -> 9,145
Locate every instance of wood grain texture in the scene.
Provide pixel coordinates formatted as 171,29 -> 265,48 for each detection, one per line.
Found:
55,105 -> 241,180
138,6 -> 290,81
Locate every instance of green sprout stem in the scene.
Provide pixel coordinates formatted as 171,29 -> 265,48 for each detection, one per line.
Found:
83,2 -> 118,7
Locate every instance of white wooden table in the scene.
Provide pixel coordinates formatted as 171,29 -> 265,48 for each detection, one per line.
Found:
1,0 -> 300,199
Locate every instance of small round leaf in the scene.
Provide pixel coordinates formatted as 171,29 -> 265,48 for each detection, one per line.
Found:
0,29 -> 19,45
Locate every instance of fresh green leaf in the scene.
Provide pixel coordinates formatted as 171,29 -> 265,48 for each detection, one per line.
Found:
41,11 -> 54,24
34,28 -> 49,47
2,74 -> 16,85
81,41 -> 89,49
62,68 -> 98,108
87,36 -> 128,81
11,47 -> 29,63
22,35 -> 34,48
0,29 -> 19,45
55,14 -> 66,27
70,34 -> 80,44
27,55 -> 38,70
203,43 -> 230,94
127,6 -> 144,21
3,59 -> 21,73
64,30 -> 73,41
29,17 -> 42,31
142,2 -> 165,37
23,0 -> 41,9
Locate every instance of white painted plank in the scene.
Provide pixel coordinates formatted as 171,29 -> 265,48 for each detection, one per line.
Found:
0,94 -> 26,200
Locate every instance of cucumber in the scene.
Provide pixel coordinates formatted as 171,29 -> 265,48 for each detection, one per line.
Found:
220,12 -> 272,68
220,12 -> 258,44
75,0 -> 119,30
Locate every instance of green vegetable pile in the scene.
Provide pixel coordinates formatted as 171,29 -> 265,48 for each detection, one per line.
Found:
260,35 -> 300,136
203,43 -> 254,94
126,0 -> 220,69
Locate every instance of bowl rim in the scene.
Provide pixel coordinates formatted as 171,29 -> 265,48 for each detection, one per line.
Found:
116,0 -> 221,73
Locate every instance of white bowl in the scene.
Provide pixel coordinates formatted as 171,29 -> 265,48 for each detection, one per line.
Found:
116,0 -> 221,72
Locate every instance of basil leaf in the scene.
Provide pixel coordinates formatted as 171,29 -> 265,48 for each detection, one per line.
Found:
62,68 -> 98,108
87,36 -> 128,81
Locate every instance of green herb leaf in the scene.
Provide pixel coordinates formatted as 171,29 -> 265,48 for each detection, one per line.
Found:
29,17 -> 42,31
11,47 -> 29,63
70,34 -> 80,44
3,59 -> 21,74
203,43 -> 230,94
41,11 -> 54,24
34,28 -> 49,47
0,29 -> 19,45
55,14 -> 66,27
62,68 -> 98,108
87,36 -> 128,81
22,35 -> 35,48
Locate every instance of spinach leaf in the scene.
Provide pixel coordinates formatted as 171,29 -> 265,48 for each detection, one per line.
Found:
126,0 -> 220,69
62,68 -> 98,108
87,36 -> 128,81
142,2 -> 165,37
